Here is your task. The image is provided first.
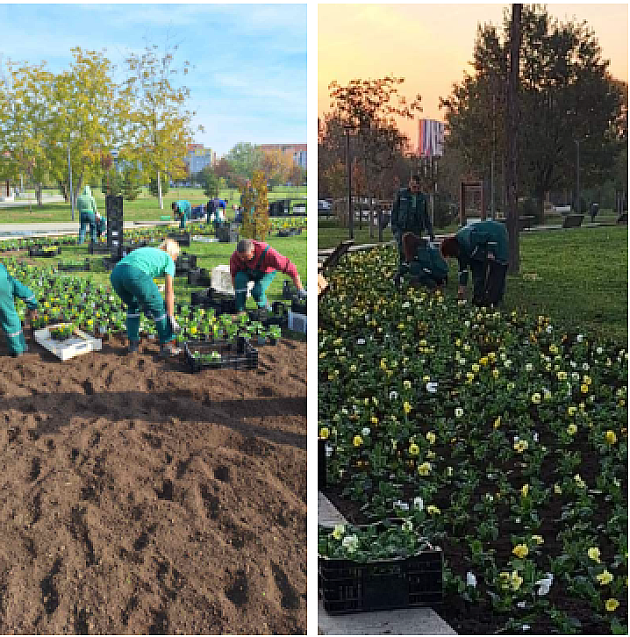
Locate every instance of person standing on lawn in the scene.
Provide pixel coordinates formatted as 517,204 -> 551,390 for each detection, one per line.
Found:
391,175 -> 435,285
440,219 -> 509,306
110,239 -> 182,357
77,185 -> 98,244
0,263 -> 39,357
230,238 -> 306,314
172,200 -> 192,229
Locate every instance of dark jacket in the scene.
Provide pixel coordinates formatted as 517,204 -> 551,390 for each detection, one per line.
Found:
455,220 -> 509,286
391,187 -> 434,240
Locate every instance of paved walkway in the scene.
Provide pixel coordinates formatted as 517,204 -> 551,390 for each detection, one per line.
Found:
0,220 -> 175,240
0,195 -> 66,207
318,492 -> 456,635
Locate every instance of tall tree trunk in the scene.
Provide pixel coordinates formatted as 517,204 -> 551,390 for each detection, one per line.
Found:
36,183 -> 43,207
506,4 -> 522,274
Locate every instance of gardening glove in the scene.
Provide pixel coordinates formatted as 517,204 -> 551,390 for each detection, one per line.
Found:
297,288 -> 307,300
168,315 -> 181,334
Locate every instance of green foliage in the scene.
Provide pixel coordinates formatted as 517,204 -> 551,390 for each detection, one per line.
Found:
149,174 -> 169,198
121,166 -> 141,201
102,169 -> 122,196
224,142 -> 263,182
240,170 -> 270,240
201,167 -> 219,198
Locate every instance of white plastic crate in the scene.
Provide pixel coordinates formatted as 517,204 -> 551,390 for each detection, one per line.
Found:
211,265 -> 254,297
192,235 -> 218,243
288,310 -> 307,334
34,324 -> 102,361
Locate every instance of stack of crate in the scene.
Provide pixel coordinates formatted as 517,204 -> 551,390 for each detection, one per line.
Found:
106,195 -> 124,262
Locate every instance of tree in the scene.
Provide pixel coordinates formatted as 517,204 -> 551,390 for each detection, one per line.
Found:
240,170 -> 270,241
225,142 -> 263,181
200,166 -> 219,198
288,163 -> 306,186
102,168 -> 122,196
121,165 -> 141,201
260,149 -> 293,187
441,5 -> 626,219
46,48 -> 120,212
121,41 -> 199,209
0,59 -> 55,206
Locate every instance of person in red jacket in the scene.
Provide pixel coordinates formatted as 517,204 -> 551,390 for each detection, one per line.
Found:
230,238 -> 306,313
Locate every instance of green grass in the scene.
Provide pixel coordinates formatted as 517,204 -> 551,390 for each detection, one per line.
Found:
322,224 -> 628,343
26,229 -> 307,310
0,186 -> 307,224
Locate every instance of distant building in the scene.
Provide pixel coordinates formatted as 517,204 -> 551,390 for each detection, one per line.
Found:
185,144 -> 216,175
258,144 -> 307,169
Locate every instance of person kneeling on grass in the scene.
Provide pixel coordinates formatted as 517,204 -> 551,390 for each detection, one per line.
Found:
401,232 -> 449,291
230,238 -> 306,314
110,239 -> 182,357
172,200 -> 192,229
0,263 -> 38,357
440,219 -> 509,307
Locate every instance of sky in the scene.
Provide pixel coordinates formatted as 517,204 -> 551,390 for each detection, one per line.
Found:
319,3 -> 628,150
0,3 -> 307,157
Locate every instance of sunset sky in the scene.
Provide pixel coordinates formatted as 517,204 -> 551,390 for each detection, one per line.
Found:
319,3 -> 628,150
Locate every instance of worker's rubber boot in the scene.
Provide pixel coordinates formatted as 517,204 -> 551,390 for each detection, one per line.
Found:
127,339 -> 140,354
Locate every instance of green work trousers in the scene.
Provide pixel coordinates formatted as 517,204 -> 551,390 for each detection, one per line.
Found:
234,270 -> 276,312
79,211 -> 97,244
0,271 -> 37,355
179,212 -> 188,229
110,264 -> 173,344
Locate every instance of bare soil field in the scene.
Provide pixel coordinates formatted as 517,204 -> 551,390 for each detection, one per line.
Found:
0,335 -> 306,634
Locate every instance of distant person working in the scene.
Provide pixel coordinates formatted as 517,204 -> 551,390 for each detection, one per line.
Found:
77,185 -> 98,244
440,219 -> 509,307
172,200 -> 192,229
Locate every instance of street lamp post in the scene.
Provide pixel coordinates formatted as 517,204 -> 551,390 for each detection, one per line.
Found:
345,126 -> 353,240
575,139 -> 580,215
67,138 -> 75,221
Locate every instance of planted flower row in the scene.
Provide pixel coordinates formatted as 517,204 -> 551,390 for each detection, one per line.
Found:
318,245 -> 627,634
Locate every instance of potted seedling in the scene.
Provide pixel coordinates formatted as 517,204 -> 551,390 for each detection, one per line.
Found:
269,325 -> 281,345
50,323 -> 74,341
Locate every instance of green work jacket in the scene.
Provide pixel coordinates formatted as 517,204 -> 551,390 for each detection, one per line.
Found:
455,220 -> 509,286
391,187 -> 434,239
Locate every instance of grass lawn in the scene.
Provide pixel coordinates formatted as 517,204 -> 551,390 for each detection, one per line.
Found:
321,223 -> 628,343
0,186 -> 307,224
25,229 -> 307,311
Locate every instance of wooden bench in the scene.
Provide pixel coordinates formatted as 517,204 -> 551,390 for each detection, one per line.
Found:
320,240 -> 354,273
497,216 -> 536,230
562,214 -> 584,228
616,212 -> 628,225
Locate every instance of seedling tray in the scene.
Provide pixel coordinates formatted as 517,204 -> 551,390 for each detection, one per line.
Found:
29,246 -> 61,257
168,232 -> 191,246
34,324 -> 102,361
190,287 -> 236,314
319,549 -> 443,615
57,260 -> 91,272
184,337 -> 258,372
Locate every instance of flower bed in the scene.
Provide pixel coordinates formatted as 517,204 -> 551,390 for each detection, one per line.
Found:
319,245 -> 627,634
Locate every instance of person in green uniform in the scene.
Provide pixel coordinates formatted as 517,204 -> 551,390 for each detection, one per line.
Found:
110,239 -> 182,357
391,175 -> 435,285
95,212 -> 107,239
77,185 -> 98,244
401,232 -> 449,291
440,219 -> 509,306
0,263 -> 39,357
172,200 -> 192,229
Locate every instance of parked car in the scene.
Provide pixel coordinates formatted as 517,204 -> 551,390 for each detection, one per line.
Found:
318,199 -> 332,215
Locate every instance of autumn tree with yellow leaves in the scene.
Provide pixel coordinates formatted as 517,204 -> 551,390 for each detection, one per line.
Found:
240,170 -> 270,241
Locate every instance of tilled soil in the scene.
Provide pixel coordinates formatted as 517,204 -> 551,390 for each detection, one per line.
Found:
0,334 -> 306,634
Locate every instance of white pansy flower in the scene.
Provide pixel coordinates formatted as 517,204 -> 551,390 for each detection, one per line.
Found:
426,382 -> 438,393
517,602 -> 527,609
525,363 -> 533,372
455,408 -> 464,418
466,572 -> 477,588
342,534 -> 359,553
393,500 -> 409,511
361,427 -> 371,437
413,496 -> 424,511
402,302 -> 410,309
535,574 -> 553,596
402,520 -> 413,532
596,346 -> 603,355
576,334 -> 584,343
546,325 -> 553,333
582,363 -> 590,371
389,391 -> 399,400
357,338 -> 366,345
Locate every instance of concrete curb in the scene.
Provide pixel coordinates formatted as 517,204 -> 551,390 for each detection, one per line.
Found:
318,493 -> 457,635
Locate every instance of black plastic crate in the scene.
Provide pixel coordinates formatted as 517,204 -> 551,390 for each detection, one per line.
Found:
57,259 -> 91,272
29,246 -> 61,257
88,242 -> 111,255
187,268 -> 212,287
291,299 -> 307,315
319,550 -> 443,615
216,226 -> 239,243
184,337 -> 258,372
175,253 -> 198,275
190,287 -> 236,314
168,232 -> 191,247
318,439 -> 327,488
282,280 -> 298,300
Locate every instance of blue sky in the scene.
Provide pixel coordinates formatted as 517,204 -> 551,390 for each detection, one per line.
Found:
0,4 -> 306,156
